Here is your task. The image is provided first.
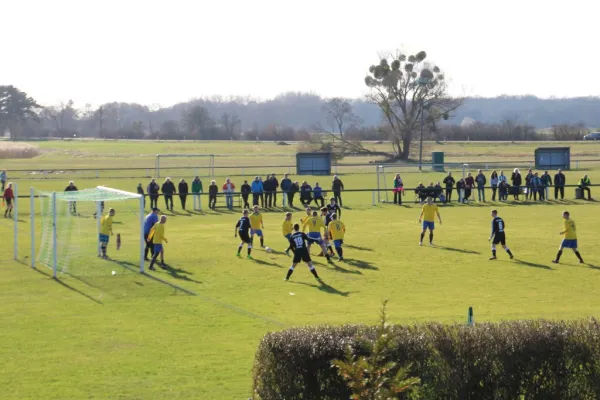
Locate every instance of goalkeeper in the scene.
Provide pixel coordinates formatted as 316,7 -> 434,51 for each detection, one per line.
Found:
148,215 -> 168,271
99,208 -> 116,259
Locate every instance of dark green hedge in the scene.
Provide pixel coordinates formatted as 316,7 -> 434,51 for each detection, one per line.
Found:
252,319 -> 600,399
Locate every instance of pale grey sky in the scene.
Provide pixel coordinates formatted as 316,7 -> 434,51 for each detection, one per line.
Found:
2,0 -> 597,107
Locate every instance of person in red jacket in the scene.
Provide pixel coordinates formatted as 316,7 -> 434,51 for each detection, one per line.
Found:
3,182 -> 14,218
222,177 -> 236,210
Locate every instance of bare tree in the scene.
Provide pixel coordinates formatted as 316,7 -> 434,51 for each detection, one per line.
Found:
220,112 -> 241,137
365,50 -> 462,160
321,97 -> 361,139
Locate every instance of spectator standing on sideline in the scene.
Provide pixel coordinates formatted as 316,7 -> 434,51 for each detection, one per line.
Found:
332,175 -> 344,207
161,177 -> 176,211
251,176 -> 263,206
579,175 -> 593,200
143,207 -> 160,260
222,177 -> 235,210
241,180 -> 251,209
511,168 -> 522,200
541,171 -> 552,201
271,173 -> 279,207
525,169 -> 534,200
393,173 -> 404,205
191,176 -> 203,211
313,183 -> 325,207
0,170 -> 6,192
263,175 -> 274,208
531,172 -> 542,201
554,169 -> 566,200
178,178 -> 189,210
464,173 -> 475,202
280,173 -> 292,207
147,178 -> 160,209
490,171 -> 499,201
442,172 -> 455,203
475,169 -> 487,202
258,177 -> 265,207
289,181 -> 299,208
498,180 -> 508,202
64,181 -> 78,215
3,182 -> 14,218
137,183 -> 145,208
208,180 -> 218,209
498,171 -> 507,186
456,178 -> 466,203
300,181 -> 313,206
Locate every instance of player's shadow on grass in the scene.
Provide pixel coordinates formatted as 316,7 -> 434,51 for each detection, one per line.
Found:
250,258 -> 283,268
433,246 -> 481,255
514,259 -> 553,270
32,267 -> 103,305
344,258 -> 379,271
327,261 -> 362,275
290,280 -> 352,297
345,244 -> 374,252
160,263 -> 203,283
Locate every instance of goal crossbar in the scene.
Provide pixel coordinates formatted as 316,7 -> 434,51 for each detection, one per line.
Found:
155,154 -> 215,178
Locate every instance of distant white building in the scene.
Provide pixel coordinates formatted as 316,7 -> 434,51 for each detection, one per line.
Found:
460,117 -> 476,128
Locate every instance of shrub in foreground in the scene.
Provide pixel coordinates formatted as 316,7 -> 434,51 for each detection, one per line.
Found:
252,318 -> 600,399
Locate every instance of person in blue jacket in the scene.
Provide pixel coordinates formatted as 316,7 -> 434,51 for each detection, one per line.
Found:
143,207 -> 160,260
251,176 -> 263,207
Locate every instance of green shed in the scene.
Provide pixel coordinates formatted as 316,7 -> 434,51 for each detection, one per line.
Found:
432,152 -> 445,172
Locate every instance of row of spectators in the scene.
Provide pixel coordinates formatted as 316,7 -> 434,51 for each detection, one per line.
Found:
392,169 -> 593,203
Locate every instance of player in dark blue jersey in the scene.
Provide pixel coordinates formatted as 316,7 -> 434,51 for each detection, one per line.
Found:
235,209 -> 253,258
488,210 -> 514,260
327,197 -> 341,218
285,224 -> 320,281
320,207 -> 336,257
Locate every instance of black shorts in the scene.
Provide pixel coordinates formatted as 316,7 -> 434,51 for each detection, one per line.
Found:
239,231 -> 251,244
5,198 -> 11,206
293,248 -> 311,264
492,233 -> 506,246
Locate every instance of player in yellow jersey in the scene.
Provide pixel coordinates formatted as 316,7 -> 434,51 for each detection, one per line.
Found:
282,212 -> 293,256
418,197 -> 442,246
328,213 -> 346,261
319,207 -> 335,257
300,207 -> 312,225
98,208 -> 116,259
249,205 -> 265,248
148,215 -> 168,270
302,210 -> 332,263
552,211 -> 584,264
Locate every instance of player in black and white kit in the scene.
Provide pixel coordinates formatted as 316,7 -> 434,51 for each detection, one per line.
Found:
327,197 -> 341,218
488,210 -> 514,260
285,224 -> 321,281
320,207 -> 336,257
235,209 -> 253,258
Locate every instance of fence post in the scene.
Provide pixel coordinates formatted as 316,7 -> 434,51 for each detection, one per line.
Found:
372,191 -> 376,206
96,170 -> 99,178
576,161 -> 579,169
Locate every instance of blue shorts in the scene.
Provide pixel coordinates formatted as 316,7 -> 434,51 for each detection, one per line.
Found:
307,232 -> 322,244
251,229 -> 263,237
153,244 -> 163,253
284,234 -> 291,240
561,239 -> 578,249
334,239 -> 344,248
422,221 -> 435,230
99,233 -> 110,244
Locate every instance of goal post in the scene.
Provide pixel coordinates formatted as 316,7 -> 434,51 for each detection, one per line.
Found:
31,186 -> 144,278
155,154 -> 215,178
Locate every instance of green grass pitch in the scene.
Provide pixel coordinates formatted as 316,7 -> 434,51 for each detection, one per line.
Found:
1,140 -> 600,399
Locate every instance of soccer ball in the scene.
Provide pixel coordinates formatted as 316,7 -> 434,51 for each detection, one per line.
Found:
265,247 -> 272,253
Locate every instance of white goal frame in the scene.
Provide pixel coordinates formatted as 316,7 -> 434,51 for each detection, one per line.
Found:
28,186 -> 145,278
155,154 -> 215,178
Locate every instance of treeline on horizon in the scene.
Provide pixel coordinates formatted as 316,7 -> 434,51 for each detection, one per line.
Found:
16,92 -> 600,142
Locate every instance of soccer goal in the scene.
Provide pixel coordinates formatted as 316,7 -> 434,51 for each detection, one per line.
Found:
155,154 -> 215,178
30,186 -> 145,278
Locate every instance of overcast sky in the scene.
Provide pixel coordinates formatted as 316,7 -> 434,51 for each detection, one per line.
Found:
2,0 -> 597,107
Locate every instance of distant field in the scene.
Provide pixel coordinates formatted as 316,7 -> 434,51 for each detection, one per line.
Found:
1,140 -> 600,399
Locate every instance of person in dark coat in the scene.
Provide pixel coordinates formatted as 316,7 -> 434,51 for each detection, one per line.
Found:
64,181 -> 78,215
300,181 -> 312,206
137,183 -> 145,208
263,175 -> 274,208
510,168 -> 522,200
178,178 -> 189,210
332,175 -> 344,207
147,178 -> 160,209
208,180 -> 218,209
289,181 -> 299,208
313,182 -> 325,208
270,173 -> 279,207
554,169 -> 566,200
241,180 -> 251,209
161,177 -> 176,211
280,173 -> 292,207
442,172 -> 455,203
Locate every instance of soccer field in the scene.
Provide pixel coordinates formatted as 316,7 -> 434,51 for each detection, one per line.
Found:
1,140 -> 600,399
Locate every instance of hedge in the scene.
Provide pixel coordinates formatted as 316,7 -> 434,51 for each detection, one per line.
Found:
252,319 -> 600,399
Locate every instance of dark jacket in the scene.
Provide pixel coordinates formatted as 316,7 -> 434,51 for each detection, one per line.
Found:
281,178 -> 292,191
263,178 -> 275,193
456,180 -> 465,190
209,184 -> 218,195
161,181 -> 176,195
554,173 -> 565,187
137,185 -> 144,196
511,173 -> 522,187
178,181 -> 189,194
241,183 -> 251,195
271,178 -> 279,191
541,173 -> 552,187
64,185 -> 78,192
332,178 -> 344,191
147,182 -> 160,195
465,176 -> 475,188
443,176 -> 455,188
525,173 -> 534,186
475,173 -> 487,187
290,183 -> 299,194
301,184 -> 312,197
